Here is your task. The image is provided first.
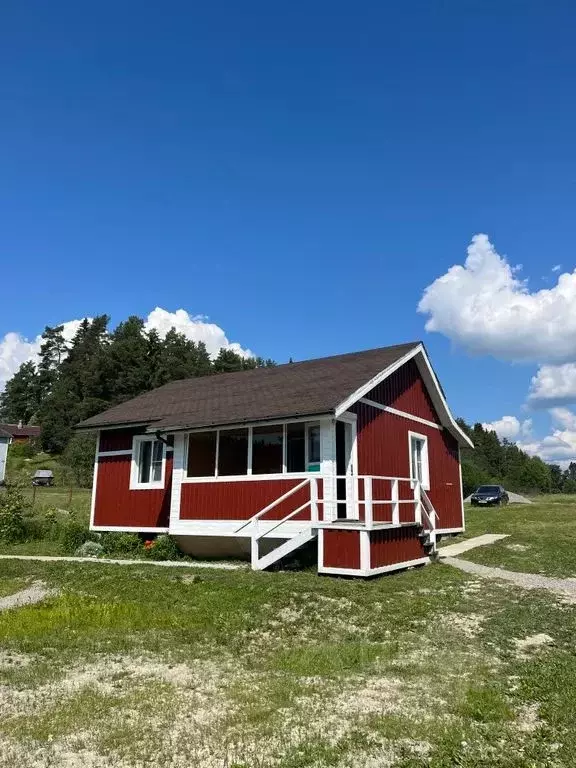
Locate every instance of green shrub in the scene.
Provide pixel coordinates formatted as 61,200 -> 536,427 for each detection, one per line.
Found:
0,485 -> 28,542
144,534 -> 182,561
100,532 -> 143,556
75,541 -> 104,558
59,520 -> 98,554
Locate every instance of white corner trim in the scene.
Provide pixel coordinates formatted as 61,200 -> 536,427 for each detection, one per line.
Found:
360,530 -> 370,571
359,398 -> 442,431
89,430 -> 100,529
458,446 -> 465,532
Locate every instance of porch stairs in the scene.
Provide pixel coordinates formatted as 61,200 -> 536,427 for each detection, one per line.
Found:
234,479 -> 319,571
234,477 -> 439,573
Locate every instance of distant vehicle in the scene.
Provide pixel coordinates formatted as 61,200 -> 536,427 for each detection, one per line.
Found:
32,470 -> 54,487
470,485 -> 508,507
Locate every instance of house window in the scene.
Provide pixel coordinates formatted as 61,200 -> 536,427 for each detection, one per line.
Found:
409,432 -> 429,490
131,437 -> 166,489
185,420 -> 323,478
218,428 -> 249,476
307,424 -> 321,471
252,424 -> 283,474
286,423 -> 306,472
187,431 -> 217,477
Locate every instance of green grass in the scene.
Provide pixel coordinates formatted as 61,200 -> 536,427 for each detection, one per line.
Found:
451,496 -> 576,577
0,556 -> 574,767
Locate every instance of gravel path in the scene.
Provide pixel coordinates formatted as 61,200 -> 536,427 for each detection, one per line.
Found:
0,582 -> 54,611
0,554 -> 243,570
444,557 -> 576,602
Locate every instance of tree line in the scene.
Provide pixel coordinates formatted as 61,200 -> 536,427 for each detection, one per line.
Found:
0,315 -> 274,454
2,318 -> 574,496
458,419 -> 576,496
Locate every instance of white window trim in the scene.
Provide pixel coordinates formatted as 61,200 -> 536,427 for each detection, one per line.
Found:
130,435 -> 167,490
184,419 -> 321,481
408,430 -> 430,491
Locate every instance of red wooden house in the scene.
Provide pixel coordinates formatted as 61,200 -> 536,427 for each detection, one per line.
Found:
77,342 -> 472,577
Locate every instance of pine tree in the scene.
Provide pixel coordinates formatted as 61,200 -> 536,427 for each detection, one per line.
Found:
0,361 -> 41,423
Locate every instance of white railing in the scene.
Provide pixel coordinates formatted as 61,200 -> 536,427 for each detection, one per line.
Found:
233,474 -> 439,568
234,475 -> 438,533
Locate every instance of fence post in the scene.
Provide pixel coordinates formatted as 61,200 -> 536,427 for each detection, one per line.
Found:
310,478 -> 319,523
364,477 -> 373,529
32,485 -> 36,507
414,481 -> 422,524
391,479 -> 399,525
68,487 -> 73,507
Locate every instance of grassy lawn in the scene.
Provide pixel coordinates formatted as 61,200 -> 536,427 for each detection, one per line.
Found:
0,557 -> 575,767
449,496 -> 576,578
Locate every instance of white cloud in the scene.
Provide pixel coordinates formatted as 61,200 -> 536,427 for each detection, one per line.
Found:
0,308 -> 252,390
552,264 -> 562,272
517,409 -> 576,464
527,363 -> 576,408
482,415 -> 533,441
418,234 -> 576,364
0,320 -> 83,391
143,307 -> 253,358
482,415 -> 521,440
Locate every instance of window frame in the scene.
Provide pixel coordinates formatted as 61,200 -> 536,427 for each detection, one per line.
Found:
408,431 -> 430,491
130,435 -> 167,490
183,418 -> 323,481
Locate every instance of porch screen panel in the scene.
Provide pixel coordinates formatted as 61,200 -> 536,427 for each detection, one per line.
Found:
286,423 -> 305,472
218,428 -> 249,476
252,425 -> 283,474
187,431 -> 217,477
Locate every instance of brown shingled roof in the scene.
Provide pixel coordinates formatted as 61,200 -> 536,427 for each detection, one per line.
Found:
76,342 -> 421,432
0,424 -> 41,439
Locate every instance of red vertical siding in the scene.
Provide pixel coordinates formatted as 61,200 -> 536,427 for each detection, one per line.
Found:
180,478 -> 322,521
98,429 -> 143,452
368,359 -> 440,424
93,452 -> 173,528
351,384 -> 463,530
369,527 -> 426,568
322,529 -> 361,569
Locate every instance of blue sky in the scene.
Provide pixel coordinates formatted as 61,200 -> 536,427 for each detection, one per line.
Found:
2,2 -> 576,461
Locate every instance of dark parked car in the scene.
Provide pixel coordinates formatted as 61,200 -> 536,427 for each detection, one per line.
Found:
470,485 -> 509,507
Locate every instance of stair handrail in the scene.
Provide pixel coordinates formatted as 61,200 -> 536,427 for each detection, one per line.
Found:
420,487 -> 438,531
234,478 -> 310,534
254,499 -> 312,542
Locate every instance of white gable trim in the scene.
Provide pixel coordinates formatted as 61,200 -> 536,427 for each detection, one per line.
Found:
335,344 -> 473,449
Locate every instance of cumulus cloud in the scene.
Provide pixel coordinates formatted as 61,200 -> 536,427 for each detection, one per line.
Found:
418,234 -> 576,364
144,308 -> 252,359
0,320 -> 84,391
482,415 -> 532,441
527,363 -> 576,408
0,309 -> 252,390
517,409 -> 576,464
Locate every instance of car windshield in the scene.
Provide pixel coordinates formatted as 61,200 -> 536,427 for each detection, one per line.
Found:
476,486 -> 500,494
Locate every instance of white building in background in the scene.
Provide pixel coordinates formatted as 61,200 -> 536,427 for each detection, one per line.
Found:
0,429 -> 10,484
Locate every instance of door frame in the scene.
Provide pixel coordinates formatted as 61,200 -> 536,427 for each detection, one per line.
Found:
336,413 -> 358,519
